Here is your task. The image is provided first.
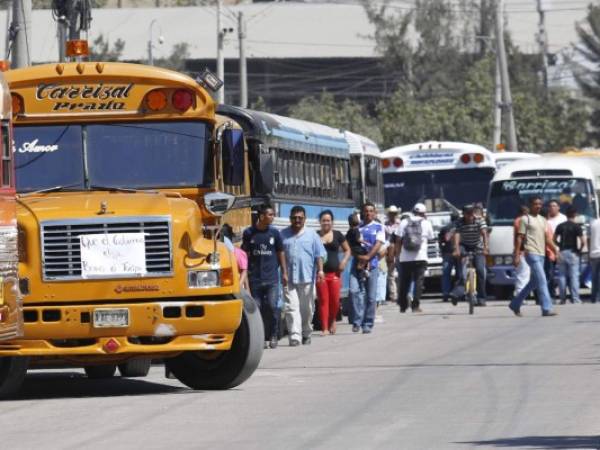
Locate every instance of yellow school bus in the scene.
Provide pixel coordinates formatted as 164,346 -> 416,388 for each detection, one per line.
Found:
1,61 -> 262,397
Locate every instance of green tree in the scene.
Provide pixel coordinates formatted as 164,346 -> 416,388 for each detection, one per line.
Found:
288,92 -> 381,144
154,42 -> 190,72
574,4 -> 600,143
89,34 -> 125,62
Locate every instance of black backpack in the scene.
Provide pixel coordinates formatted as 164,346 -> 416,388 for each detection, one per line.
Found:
403,219 -> 423,251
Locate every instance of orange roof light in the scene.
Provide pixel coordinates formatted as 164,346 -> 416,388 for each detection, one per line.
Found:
145,90 -> 168,111
0,60 -> 10,72
496,143 -> 506,152
382,159 -> 391,169
11,94 -> 23,115
66,39 -> 89,58
473,153 -> 484,163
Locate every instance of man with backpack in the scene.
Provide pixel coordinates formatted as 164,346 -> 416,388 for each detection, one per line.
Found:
395,203 -> 434,313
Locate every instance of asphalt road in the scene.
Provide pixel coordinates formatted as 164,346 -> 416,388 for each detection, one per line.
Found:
2,299 -> 600,450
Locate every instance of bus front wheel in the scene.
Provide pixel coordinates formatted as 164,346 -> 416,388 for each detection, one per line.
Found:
0,357 -> 28,399
166,291 -> 264,390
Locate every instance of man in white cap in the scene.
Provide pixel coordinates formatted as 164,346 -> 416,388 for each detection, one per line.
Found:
394,203 -> 434,313
384,205 -> 401,302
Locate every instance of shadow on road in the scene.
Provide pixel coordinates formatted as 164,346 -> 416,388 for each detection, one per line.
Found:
458,435 -> 600,449
15,371 -> 186,400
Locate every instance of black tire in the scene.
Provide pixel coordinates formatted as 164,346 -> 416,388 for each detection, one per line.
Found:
84,364 -> 117,379
166,290 -> 264,390
118,358 -> 152,378
469,294 -> 475,315
0,357 -> 28,399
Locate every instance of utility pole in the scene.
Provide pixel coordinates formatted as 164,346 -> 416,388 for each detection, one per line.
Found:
238,12 -> 247,108
494,0 -> 518,152
216,0 -> 225,104
536,0 -> 549,92
493,52 -> 502,149
11,0 -> 32,68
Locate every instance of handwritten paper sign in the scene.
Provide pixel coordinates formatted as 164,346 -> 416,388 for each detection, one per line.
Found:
79,233 -> 147,278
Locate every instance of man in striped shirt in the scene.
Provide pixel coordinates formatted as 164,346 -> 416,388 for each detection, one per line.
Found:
452,204 -> 489,306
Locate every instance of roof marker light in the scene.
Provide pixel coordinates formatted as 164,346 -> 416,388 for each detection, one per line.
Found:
382,159 -> 391,169
393,158 -> 403,168
173,89 -> 194,111
473,153 -> 484,163
460,154 -> 471,164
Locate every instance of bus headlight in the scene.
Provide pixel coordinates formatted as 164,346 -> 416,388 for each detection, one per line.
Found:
494,256 -> 504,265
188,270 -> 220,289
504,255 -> 514,265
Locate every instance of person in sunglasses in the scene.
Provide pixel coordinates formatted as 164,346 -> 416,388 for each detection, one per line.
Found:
281,206 -> 327,346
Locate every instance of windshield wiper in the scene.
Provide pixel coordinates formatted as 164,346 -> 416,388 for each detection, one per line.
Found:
89,185 -> 158,194
18,183 -> 82,197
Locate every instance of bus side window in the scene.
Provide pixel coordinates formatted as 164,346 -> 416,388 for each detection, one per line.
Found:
1,121 -> 10,187
366,158 -> 378,187
222,128 -> 245,187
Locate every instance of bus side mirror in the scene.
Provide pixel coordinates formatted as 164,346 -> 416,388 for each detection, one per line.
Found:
366,159 -> 378,186
204,191 -> 236,216
222,128 -> 245,187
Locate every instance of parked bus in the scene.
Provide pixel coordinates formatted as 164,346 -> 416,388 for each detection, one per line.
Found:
0,72 -> 21,347
486,156 -> 600,299
493,151 -> 540,170
381,141 -> 495,277
2,61 -> 262,397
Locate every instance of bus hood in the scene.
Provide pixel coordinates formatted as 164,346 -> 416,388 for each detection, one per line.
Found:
17,191 -> 188,221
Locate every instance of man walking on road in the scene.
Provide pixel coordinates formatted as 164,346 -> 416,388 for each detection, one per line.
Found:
511,196 -> 560,317
395,203 -> 434,313
554,206 -> 585,304
281,206 -> 326,346
242,204 -> 287,349
384,205 -> 401,302
349,202 -> 385,333
453,205 -> 489,306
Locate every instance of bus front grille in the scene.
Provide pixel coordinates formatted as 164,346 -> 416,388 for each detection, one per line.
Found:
40,217 -> 172,281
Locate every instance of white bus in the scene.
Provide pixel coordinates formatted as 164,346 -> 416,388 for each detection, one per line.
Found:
486,156 -> 600,299
381,141 -> 496,276
345,131 -> 384,214
493,151 -> 540,170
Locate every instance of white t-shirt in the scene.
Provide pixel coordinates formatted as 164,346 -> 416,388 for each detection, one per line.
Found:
395,215 -> 435,262
590,219 -> 600,259
547,213 -> 567,234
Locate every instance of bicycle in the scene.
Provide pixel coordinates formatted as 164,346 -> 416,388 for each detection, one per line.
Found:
464,251 -> 477,315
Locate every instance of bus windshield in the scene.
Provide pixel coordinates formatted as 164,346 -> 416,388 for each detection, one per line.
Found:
488,178 -> 596,225
383,168 -> 495,212
14,121 -> 210,192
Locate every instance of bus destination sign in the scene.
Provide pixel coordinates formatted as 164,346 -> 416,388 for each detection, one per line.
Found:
35,82 -> 134,112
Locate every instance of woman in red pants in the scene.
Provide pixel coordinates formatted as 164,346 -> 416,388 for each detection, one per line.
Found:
317,210 -> 351,335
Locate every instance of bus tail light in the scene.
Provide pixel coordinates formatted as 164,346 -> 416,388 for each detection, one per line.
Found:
172,89 -> 194,111
473,153 -> 484,163
393,158 -> 403,168
11,94 -> 23,115
0,60 -> 9,72
382,159 -> 391,169
145,90 -> 168,111
460,154 -> 471,164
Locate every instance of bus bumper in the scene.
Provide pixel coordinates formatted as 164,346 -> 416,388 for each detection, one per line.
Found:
0,298 -> 243,358
487,265 -> 516,286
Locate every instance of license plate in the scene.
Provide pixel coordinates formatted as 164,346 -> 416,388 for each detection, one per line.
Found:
93,308 -> 129,328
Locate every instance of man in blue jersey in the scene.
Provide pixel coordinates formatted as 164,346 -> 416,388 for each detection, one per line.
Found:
349,202 -> 385,334
242,204 -> 288,349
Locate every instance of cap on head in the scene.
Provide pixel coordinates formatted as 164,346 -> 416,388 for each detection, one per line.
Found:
413,203 -> 426,214
387,205 -> 399,214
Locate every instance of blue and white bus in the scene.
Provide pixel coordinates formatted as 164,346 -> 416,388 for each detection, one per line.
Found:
381,141 -> 496,277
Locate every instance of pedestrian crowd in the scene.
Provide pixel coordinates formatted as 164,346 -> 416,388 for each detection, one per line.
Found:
235,196 -> 600,349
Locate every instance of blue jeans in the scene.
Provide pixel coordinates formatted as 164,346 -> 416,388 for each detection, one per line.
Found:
441,253 -> 457,301
250,281 -> 280,340
510,253 -> 553,313
557,250 -> 580,303
591,258 -> 600,303
349,265 -> 378,329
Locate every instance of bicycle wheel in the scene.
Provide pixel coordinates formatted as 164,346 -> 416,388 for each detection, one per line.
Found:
467,269 -> 476,315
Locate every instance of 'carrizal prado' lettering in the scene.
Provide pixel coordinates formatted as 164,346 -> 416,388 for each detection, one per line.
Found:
36,83 -> 133,101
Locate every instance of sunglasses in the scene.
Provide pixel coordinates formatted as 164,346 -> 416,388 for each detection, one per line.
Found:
291,216 -> 305,221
